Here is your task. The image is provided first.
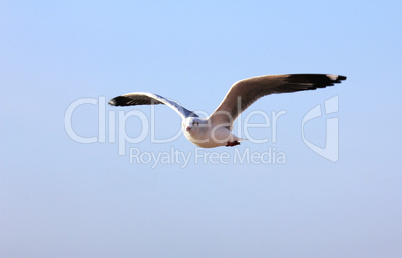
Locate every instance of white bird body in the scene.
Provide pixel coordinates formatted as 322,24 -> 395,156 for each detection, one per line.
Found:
182,117 -> 245,148
109,74 -> 346,148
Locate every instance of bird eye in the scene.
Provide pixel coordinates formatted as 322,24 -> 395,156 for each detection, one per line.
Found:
196,121 -> 199,126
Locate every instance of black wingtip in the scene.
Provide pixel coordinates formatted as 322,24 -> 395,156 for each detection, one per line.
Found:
338,75 -> 347,81
108,96 -> 134,106
330,75 -> 347,84
108,98 -> 117,106
286,74 -> 347,84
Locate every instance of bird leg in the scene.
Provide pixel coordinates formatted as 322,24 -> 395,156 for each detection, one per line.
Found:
226,141 -> 240,147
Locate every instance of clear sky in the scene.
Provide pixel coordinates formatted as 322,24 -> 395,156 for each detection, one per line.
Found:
1,1 -> 401,257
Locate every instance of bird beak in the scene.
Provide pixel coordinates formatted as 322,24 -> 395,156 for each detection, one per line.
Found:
186,126 -> 191,132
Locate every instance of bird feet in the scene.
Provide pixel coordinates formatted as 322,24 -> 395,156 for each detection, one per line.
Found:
226,141 -> 240,147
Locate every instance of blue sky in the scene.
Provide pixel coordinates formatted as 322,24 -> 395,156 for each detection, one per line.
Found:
1,1 -> 401,257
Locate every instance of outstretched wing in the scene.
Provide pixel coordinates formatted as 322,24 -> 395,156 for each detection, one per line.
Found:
209,74 -> 346,129
109,92 -> 197,120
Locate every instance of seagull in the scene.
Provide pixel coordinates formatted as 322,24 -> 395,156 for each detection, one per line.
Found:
109,74 -> 346,148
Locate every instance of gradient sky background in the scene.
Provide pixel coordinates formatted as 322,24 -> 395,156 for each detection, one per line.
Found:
1,1 -> 401,257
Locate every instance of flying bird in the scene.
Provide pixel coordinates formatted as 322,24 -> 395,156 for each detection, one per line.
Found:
109,74 -> 346,148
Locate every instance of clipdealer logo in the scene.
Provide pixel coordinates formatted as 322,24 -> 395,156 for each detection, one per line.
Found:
64,95 -> 340,165
302,96 -> 339,162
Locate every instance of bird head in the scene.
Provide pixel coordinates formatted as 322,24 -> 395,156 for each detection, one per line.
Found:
183,117 -> 201,134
